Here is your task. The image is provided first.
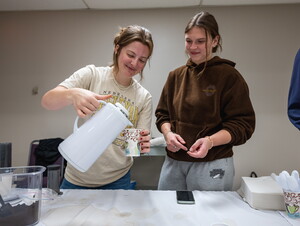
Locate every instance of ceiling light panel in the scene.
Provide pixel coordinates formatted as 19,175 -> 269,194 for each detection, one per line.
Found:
201,0 -> 300,6
84,0 -> 200,9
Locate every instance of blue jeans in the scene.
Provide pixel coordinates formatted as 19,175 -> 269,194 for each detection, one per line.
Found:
60,170 -> 133,190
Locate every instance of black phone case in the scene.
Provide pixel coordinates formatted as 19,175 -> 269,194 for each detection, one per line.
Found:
176,191 -> 195,204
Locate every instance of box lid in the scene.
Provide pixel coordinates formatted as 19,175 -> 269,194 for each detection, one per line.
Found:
237,176 -> 285,210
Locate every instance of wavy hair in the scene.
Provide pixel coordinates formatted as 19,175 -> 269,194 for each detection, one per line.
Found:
112,25 -> 154,80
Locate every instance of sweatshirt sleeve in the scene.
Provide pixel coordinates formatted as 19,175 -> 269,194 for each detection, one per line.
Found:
288,49 -> 300,130
59,65 -> 97,89
155,73 -> 173,133
221,71 -> 256,146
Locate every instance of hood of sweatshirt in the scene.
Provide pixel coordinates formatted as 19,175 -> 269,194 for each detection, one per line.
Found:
186,56 -> 236,76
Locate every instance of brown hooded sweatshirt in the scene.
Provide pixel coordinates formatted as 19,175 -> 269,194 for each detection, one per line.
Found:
155,56 -> 255,162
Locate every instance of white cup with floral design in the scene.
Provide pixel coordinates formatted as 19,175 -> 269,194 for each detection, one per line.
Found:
122,129 -> 141,156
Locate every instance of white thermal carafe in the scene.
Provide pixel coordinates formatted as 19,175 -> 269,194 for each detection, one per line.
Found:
58,101 -> 132,172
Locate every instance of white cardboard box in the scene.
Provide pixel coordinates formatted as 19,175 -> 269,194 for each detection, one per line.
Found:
237,176 -> 285,210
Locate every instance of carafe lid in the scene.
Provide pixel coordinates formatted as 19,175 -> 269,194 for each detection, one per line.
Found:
115,103 -> 129,118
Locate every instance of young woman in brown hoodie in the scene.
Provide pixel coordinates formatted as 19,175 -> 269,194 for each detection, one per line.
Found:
155,11 -> 255,191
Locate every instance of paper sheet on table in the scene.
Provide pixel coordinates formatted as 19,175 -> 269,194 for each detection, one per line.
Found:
39,190 -> 293,226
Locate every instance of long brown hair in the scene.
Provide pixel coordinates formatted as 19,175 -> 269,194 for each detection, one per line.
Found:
185,12 -> 222,75
185,11 -> 222,53
112,25 -> 154,80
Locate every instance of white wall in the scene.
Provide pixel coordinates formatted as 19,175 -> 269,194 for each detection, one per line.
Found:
1,4 -> 300,189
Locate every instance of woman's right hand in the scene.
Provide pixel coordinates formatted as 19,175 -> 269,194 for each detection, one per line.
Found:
41,86 -> 112,117
70,88 -> 112,118
164,131 -> 187,152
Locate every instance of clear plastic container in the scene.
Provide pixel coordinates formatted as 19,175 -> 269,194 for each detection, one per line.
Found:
0,166 -> 46,225
47,164 -> 62,195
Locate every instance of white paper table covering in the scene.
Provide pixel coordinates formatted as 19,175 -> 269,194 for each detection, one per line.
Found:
37,189 -> 300,226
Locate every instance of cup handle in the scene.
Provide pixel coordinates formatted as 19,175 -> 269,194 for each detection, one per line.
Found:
73,100 -> 107,132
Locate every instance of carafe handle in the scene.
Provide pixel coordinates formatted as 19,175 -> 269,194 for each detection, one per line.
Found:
73,100 -> 106,132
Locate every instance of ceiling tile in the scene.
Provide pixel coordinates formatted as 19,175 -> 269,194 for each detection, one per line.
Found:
0,0 -> 87,11
0,0 -> 299,11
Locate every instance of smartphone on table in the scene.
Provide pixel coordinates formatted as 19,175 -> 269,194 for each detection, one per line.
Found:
176,191 -> 195,204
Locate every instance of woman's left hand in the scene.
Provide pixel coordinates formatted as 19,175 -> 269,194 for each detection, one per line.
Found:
139,129 -> 151,154
187,137 -> 211,158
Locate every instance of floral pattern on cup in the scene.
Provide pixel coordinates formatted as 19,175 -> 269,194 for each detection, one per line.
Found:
283,190 -> 300,218
122,129 -> 141,156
